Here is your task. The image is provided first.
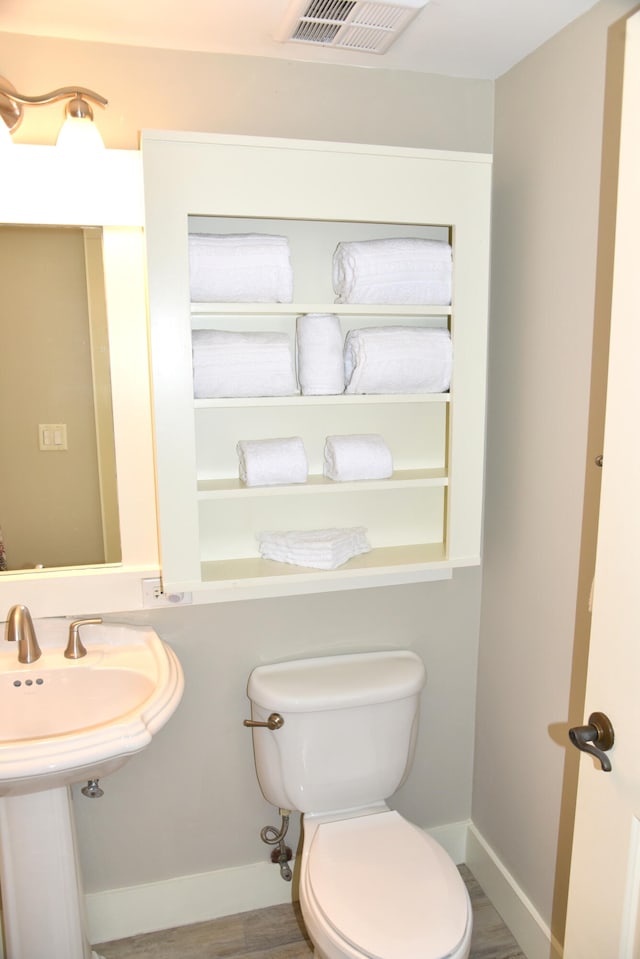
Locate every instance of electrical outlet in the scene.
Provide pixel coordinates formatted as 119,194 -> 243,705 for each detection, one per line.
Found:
141,577 -> 192,607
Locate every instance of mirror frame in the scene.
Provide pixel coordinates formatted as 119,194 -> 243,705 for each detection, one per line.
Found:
0,146 -> 159,618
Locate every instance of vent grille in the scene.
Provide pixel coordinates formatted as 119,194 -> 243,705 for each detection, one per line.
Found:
279,0 -> 428,55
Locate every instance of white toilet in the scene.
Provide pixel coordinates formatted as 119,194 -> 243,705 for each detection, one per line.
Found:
245,650 -> 472,959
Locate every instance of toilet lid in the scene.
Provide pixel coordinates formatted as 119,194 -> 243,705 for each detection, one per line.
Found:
306,811 -> 469,959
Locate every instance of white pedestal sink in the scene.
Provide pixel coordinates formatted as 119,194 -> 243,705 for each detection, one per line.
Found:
0,619 -> 184,959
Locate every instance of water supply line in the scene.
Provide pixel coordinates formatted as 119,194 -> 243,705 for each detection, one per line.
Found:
260,809 -> 293,881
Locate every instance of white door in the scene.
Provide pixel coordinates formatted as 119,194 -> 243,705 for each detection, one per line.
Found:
563,10 -> 640,957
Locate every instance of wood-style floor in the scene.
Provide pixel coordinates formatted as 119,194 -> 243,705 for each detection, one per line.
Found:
95,865 -> 527,958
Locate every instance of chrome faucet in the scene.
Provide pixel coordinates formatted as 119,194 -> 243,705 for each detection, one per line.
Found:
6,604 -> 41,664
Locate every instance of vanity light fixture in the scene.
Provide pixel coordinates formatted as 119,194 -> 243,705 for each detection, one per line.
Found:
0,75 -> 108,148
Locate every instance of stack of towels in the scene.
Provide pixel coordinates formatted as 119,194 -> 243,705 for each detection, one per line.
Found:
258,527 -> 371,570
323,434 -> 393,481
192,330 -> 298,399
333,237 -> 452,305
188,233 -> 294,303
344,327 -> 452,394
237,437 -> 308,487
193,322 -> 451,398
236,433 -> 392,486
296,313 -> 345,395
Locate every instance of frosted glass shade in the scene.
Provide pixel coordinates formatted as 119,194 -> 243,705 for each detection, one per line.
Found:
56,115 -> 104,150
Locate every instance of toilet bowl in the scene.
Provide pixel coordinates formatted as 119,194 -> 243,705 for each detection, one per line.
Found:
245,651 -> 472,959
300,808 -> 472,959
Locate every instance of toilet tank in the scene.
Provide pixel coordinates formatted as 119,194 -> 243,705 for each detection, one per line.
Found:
246,650 -> 426,814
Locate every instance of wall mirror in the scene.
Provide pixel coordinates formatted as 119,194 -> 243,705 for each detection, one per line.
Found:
0,145 -> 159,619
0,224 -> 120,572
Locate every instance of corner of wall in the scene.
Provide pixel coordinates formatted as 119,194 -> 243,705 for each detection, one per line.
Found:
466,823 -> 563,959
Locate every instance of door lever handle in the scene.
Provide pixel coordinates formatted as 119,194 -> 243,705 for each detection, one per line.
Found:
569,711 -> 615,772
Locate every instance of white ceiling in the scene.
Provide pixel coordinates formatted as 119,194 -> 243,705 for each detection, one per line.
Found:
0,0 -> 600,80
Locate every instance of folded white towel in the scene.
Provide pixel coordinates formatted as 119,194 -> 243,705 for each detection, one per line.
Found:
258,527 -> 371,570
192,330 -> 299,398
296,313 -> 345,395
323,434 -> 393,482
189,233 -> 294,303
344,327 -> 452,394
333,237 -> 452,305
237,437 -> 308,487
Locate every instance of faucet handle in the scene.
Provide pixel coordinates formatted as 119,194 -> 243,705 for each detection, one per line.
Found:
64,618 -> 102,660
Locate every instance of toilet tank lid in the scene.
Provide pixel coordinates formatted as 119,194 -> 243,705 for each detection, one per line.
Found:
247,651 -> 425,711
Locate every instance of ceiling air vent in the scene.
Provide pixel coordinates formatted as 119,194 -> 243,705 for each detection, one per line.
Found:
277,0 -> 430,55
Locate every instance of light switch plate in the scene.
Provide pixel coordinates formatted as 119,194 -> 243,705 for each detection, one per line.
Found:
38,423 -> 68,451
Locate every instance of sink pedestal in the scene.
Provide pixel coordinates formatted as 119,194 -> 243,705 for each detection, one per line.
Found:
0,786 -> 101,959
0,620 -> 184,958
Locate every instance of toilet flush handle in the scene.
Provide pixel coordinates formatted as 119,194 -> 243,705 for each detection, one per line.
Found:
243,713 -> 284,730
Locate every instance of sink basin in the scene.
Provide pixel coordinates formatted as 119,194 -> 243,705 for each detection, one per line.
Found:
0,668 -> 155,740
0,620 -> 184,796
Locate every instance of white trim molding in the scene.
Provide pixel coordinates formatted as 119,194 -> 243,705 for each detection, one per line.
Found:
86,859 -> 293,946
466,823 -> 563,959
87,819 -> 560,955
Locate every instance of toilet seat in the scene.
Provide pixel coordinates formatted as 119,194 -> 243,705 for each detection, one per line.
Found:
305,810 -> 470,959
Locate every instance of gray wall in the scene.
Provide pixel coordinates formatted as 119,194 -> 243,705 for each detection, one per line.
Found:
474,0 -> 638,943
0,33 -> 493,153
74,579 -> 481,890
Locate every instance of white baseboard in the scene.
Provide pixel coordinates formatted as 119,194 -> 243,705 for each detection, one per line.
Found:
466,823 -> 562,959
86,819 -> 470,945
86,859 -> 295,945
428,818 -> 470,865
89,820 -> 560,953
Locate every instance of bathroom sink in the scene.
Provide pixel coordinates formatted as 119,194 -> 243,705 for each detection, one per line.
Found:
0,621 -> 184,796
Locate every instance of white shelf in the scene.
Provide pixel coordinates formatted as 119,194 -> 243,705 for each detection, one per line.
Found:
197,469 -> 448,499
198,543 -> 453,590
142,132 -> 492,599
194,393 -> 451,409
191,302 -> 452,317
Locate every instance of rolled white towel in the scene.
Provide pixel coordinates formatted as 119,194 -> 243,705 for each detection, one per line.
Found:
323,434 -> 393,482
189,233 -> 294,303
258,527 -> 371,570
192,330 -> 298,398
296,313 -> 345,395
237,437 -> 308,487
344,327 -> 452,394
333,237 -> 452,305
